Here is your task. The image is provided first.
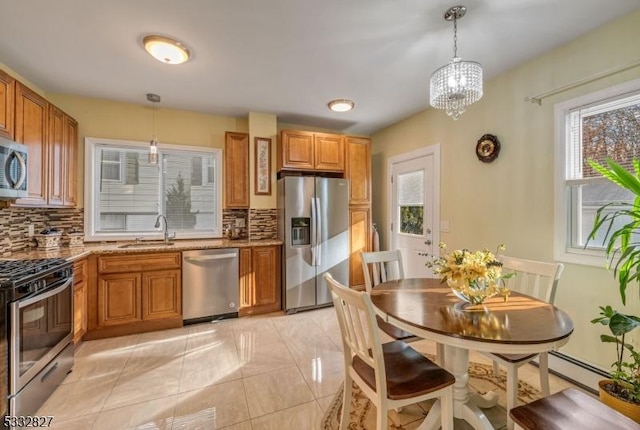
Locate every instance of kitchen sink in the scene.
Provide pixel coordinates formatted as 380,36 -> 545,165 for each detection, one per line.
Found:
117,242 -> 175,249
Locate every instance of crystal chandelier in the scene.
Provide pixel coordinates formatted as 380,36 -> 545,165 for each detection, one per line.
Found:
429,5 -> 483,120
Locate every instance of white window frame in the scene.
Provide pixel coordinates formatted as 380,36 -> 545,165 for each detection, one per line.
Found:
554,77 -> 640,266
84,137 -> 223,241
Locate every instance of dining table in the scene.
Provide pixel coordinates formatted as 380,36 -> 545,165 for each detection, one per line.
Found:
370,278 -> 574,430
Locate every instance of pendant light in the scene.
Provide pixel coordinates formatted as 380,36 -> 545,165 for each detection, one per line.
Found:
147,93 -> 160,165
429,5 -> 483,120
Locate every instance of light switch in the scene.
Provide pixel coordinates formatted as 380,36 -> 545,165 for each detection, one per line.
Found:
440,221 -> 450,233
236,218 -> 246,228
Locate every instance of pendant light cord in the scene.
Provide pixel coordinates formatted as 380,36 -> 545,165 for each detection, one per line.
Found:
152,102 -> 156,140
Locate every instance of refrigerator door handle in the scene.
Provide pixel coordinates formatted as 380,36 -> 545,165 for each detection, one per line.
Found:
310,197 -> 317,266
315,197 -> 322,266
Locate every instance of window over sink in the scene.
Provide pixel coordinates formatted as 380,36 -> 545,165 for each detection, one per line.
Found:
85,137 -> 223,241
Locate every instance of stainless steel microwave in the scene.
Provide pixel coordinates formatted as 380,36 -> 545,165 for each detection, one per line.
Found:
0,136 -> 28,200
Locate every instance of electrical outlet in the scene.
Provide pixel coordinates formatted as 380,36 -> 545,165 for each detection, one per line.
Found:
28,224 -> 35,237
236,218 -> 246,228
440,221 -> 450,233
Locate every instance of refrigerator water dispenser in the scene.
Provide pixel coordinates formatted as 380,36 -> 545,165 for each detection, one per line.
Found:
291,218 -> 310,246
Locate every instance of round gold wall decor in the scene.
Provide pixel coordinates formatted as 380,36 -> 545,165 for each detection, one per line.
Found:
476,134 -> 501,163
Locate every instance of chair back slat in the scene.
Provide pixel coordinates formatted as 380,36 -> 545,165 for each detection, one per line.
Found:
500,255 -> 564,304
325,273 -> 385,385
361,250 -> 405,293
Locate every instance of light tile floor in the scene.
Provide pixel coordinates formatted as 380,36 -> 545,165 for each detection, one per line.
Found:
38,307 -> 578,430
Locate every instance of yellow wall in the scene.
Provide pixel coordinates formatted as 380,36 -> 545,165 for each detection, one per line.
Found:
371,10 -> 640,371
46,93 -> 248,208
249,112 -> 278,209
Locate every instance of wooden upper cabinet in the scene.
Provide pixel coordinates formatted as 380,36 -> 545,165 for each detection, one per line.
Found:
279,130 -> 345,173
346,137 -> 371,205
279,130 -> 314,171
0,69 -> 15,139
314,133 -> 344,172
48,105 -> 65,206
64,114 -> 78,206
224,131 -> 250,208
14,82 -> 48,206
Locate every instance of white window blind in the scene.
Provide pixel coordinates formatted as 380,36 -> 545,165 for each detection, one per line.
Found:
398,170 -> 424,205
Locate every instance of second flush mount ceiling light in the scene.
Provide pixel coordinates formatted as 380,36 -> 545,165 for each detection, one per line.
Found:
143,35 -> 191,65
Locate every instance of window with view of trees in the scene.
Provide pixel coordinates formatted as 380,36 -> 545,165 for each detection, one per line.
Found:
85,138 -> 222,241
556,82 -> 640,264
397,170 -> 424,235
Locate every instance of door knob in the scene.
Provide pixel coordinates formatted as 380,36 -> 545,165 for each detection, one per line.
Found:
426,228 -> 431,234
424,240 -> 432,245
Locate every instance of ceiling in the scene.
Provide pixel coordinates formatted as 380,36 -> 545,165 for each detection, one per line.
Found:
0,0 -> 638,135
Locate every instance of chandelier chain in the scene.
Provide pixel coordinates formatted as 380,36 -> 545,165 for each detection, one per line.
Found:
453,17 -> 458,58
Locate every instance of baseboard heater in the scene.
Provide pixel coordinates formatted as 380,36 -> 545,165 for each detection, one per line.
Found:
531,351 -> 609,395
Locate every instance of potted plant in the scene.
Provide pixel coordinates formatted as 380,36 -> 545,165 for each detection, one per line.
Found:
588,158 -> 640,421
591,305 -> 640,420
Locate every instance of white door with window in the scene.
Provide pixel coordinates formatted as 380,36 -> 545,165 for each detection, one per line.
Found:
388,145 -> 440,278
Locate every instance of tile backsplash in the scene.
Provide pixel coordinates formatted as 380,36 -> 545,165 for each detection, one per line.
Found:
0,207 -> 84,256
0,206 -> 278,256
249,209 -> 277,241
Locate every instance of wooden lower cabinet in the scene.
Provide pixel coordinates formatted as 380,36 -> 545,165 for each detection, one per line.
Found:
239,245 -> 281,316
349,207 -> 371,289
86,252 -> 182,340
73,258 -> 87,344
142,270 -> 181,320
98,272 -> 142,326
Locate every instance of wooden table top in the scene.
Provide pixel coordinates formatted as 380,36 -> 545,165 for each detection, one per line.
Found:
370,278 -> 574,346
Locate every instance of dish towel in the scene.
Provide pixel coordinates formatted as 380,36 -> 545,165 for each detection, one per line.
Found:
372,224 -> 380,252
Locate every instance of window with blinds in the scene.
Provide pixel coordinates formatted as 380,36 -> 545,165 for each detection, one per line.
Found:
562,90 -> 640,251
397,170 -> 424,235
86,138 -> 222,240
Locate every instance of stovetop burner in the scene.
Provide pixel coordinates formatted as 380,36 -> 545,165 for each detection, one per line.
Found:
0,258 -> 70,285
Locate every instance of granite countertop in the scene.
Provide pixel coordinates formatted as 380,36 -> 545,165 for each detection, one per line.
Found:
6,238 -> 283,262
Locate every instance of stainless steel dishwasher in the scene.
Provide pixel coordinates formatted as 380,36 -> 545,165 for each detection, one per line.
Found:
182,248 -> 239,323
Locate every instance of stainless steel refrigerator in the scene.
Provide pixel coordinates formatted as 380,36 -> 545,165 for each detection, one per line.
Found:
277,176 -> 349,314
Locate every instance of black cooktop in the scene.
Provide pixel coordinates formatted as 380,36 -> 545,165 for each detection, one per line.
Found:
0,258 -> 70,286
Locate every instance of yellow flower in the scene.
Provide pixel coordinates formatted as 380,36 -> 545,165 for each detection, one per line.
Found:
425,243 -> 511,304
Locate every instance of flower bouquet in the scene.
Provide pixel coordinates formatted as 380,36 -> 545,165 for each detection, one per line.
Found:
426,243 -> 513,305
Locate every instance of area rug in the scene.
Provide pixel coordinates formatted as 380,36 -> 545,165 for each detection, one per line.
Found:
321,357 -> 541,430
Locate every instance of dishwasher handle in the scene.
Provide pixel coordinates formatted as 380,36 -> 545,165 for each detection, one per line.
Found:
185,253 -> 238,263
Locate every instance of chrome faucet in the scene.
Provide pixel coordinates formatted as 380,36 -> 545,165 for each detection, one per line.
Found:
154,214 -> 173,243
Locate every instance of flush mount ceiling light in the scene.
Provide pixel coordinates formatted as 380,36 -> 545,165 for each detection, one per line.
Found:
147,93 -> 160,165
143,35 -> 191,65
429,5 -> 483,120
328,99 -> 355,112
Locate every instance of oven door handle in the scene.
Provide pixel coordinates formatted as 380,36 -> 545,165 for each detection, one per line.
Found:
17,278 -> 73,309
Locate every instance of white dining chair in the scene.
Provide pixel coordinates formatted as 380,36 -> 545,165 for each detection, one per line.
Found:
484,255 -> 564,430
324,272 -> 455,430
360,250 -> 418,342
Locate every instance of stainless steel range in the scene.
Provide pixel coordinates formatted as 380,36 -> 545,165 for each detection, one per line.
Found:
0,258 -> 74,418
